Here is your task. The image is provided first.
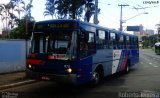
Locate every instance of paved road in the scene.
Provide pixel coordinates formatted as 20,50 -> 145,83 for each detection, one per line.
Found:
0,49 -> 160,98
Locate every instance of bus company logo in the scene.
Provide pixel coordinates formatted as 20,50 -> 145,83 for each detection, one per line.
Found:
143,1 -> 159,4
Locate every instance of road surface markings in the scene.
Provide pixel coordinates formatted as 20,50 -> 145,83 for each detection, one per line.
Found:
0,80 -> 37,90
148,62 -> 159,67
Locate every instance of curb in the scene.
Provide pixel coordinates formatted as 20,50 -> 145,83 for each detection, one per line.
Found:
0,80 -> 37,90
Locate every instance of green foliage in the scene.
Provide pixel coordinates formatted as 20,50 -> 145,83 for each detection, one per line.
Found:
9,18 -> 25,39
84,0 -> 95,22
0,0 -> 34,39
44,0 -> 96,21
54,0 -> 86,19
9,17 -> 35,39
44,0 -> 55,19
141,34 -> 159,48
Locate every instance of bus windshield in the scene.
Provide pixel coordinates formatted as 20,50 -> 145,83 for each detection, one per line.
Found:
31,30 -> 77,60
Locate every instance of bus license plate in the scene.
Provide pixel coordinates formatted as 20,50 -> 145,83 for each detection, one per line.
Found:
41,76 -> 50,80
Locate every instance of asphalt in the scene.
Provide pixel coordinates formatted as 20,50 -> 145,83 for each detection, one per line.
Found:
0,71 -> 37,90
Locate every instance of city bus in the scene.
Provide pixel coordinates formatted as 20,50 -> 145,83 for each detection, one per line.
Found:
26,19 -> 139,85
155,42 -> 160,54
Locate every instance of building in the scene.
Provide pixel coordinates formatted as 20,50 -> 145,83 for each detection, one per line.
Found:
145,29 -> 154,35
133,24 -> 154,41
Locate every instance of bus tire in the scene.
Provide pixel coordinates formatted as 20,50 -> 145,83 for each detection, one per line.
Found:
91,66 -> 104,85
92,70 -> 100,85
124,60 -> 130,74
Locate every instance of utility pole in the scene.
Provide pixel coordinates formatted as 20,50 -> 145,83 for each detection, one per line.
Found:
94,0 -> 98,24
118,4 -> 129,31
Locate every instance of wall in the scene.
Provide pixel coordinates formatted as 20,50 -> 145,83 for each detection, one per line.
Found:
0,39 -> 29,73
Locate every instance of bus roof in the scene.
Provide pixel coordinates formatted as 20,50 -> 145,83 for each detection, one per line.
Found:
36,19 -> 77,24
36,19 -> 137,37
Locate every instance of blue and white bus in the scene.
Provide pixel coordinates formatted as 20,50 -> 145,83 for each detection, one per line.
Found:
26,19 -> 139,85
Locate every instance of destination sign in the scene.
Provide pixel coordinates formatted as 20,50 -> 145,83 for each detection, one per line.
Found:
48,23 -> 70,28
35,22 -> 76,30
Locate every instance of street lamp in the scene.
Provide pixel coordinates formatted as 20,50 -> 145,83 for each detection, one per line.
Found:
123,12 -> 148,23
120,12 -> 148,31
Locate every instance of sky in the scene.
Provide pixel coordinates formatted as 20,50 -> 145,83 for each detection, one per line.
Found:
0,0 -> 160,34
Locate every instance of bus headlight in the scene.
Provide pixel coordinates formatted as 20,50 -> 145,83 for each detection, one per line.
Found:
66,68 -> 72,73
28,64 -> 32,69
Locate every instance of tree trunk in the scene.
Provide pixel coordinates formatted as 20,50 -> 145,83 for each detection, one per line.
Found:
71,1 -> 76,19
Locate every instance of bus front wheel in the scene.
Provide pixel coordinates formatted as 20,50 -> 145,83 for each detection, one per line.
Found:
92,71 -> 100,85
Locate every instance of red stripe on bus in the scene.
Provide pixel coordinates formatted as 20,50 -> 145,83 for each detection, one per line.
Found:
27,59 -> 43,65
122,52 -> 128,70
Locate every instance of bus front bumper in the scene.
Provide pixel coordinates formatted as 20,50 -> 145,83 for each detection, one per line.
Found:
26,69 -> 77,84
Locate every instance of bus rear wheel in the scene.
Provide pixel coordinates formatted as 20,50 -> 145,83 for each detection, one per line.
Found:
123,60 -> 130,74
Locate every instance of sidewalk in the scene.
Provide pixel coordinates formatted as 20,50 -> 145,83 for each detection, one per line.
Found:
0,71 -> 36,90
0,71 -> 26,86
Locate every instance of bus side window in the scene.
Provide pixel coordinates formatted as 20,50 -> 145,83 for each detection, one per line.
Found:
115,33 -> 119,49
126,35 -> 130,49
88,32 -> 96,54
97,30 -> 106,49
105,31 -> 109,48
130,37 -> 133,49
109,32 -> 116,49
135,37 -> 139,49
119,34 -> 124,49
123,35 -> 126,49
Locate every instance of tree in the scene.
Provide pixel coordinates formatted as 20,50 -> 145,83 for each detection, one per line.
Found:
54,0 -> 86,19
0,2 -> 20,30
44,0 -> 55,19
44,0 -> 97,21
84,0 -> 95,22
0,0 -> 34,39
25,0 -> 34,36
141,36 -> 149,48
7,2 -> 17,29
9,17 -> 35,39
0,5 -> 5,29
0,3 -> 12,37
26,0 -> 33,20
10,0 -> 25,19
9,0 -> 35,39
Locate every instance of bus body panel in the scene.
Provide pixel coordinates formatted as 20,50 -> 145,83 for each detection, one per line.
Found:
92,49 -> 113,76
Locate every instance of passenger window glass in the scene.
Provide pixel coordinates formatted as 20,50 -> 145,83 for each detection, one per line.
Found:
126,36 -> 130,41
88,33 -> 94,42
110,33 -> 116,41
119,35 -> 124,42
98,30 -> 105,40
